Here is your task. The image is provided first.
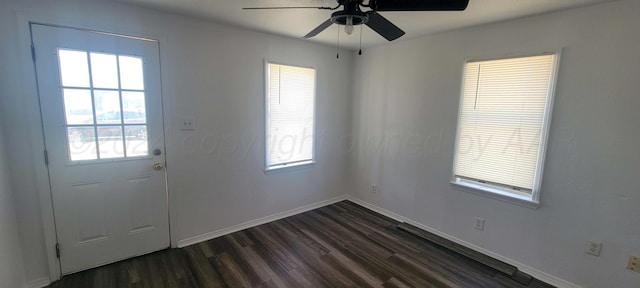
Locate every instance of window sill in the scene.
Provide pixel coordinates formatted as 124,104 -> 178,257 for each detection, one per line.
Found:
450,180 -> 540,209
265,161 -> 315,175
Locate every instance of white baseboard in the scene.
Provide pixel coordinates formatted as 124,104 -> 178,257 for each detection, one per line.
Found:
176,195 -> 348,248
345,196 -> 582,288
28,277 -> 50,288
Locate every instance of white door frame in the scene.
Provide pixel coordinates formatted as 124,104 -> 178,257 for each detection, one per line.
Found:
14,13 -> 177,283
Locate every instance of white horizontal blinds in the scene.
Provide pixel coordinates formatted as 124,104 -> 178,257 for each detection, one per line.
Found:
267,63 -> 315,167
454,54 -> 555,192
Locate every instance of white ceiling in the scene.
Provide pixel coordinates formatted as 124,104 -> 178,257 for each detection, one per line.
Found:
117,0 -> 612,49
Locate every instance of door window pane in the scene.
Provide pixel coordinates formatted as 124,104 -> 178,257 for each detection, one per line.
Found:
94,90 -> 122,124
119,56 -> 144,90
60,49 -> 150,162
63,89 -> 94,125
97,127 -> 125,159
90,53 -> 119,89
67,127 -> 97,161
122,91 -> 146,124
58,50 -> 90,88
125,125 -> 148,157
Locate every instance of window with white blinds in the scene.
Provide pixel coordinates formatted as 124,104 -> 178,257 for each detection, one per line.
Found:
265,63 -> 316,170
452,53 -> 558,202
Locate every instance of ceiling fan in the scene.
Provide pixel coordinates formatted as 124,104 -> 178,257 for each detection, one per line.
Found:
244,0 -> 470,41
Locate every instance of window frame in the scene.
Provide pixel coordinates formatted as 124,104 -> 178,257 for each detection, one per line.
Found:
450,51 -> 562,208
263,60 -> 318,173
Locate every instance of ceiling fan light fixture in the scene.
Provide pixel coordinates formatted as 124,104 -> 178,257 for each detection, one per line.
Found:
345,15 -> 354,35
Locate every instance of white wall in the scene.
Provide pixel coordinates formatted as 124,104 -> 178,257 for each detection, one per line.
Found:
350,0 -> 640,287
0,119 -> 27,288
0,0 -> 353,283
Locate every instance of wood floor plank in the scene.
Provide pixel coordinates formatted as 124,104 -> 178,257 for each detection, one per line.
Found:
262,222 -> 356,288
271,219 -> 329,257
307,209 -> 395,258
335,201 -> 400,227
48,201 -> 556,288
286,215 -> 399,281
202,234 -> 237,257
320,253 -> 382,288
224,235 -> 266,284
233,230 -> 255,248
245,225 -> 302,272
254,280 -> 278,288
267,221 -> 328,259
241,245 -> 291,287
300,226 -> 385,287
383,277 -> 413,288
164,249 -> 193,282
285,265 -> 324,288
240,238 -> 304,287
209,252 -> 257,287
388,253 -> 463,288
374,231 -> 495,286
183,245 -> 227,288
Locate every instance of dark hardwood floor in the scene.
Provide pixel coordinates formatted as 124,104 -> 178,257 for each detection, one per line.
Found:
48,201 -> 553,288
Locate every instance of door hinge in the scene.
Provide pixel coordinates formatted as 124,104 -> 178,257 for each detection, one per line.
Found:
55,243 -> 60,258
44,150 -> 49,165
31,44 -> 36,62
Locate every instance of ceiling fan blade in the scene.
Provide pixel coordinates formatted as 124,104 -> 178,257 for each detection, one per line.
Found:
243,6 -> 333,10
303,19 -> 334,38
371,0 -> 469,11
365,12 -> 405,41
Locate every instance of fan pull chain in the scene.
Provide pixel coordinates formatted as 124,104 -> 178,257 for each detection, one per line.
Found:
358,25 -> 363,55
336,25 -> 340,59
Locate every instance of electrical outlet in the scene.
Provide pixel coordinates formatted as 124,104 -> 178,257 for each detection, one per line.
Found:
585,241 -> 602,256
626,256 -> 639,272
474,217 -> 485,231
371,184 -> 377,194
180,117 -> 195,130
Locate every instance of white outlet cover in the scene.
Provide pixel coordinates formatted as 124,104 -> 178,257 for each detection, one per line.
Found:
180,117 -> 195,130
627,256 -> 639,272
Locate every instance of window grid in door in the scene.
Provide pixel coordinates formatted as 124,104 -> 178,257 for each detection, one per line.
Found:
58,49 -> 149,162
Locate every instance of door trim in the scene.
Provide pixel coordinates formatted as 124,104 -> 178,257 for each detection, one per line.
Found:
16,12 -> 173,283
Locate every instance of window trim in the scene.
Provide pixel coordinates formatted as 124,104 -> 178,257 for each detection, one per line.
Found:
450,50 -> 562,208
263,60 -> 318,173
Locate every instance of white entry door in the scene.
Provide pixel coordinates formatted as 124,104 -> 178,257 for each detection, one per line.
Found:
32,24 -> 170,274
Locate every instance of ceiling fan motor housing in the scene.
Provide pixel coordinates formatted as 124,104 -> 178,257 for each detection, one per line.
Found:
330,10 -> 368,26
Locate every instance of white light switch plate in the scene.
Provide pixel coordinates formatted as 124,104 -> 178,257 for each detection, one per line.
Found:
585,241 -> 602,256
475,217 -> 485,231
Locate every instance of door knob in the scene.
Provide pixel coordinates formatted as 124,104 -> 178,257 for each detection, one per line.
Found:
154,163 -> 164,170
